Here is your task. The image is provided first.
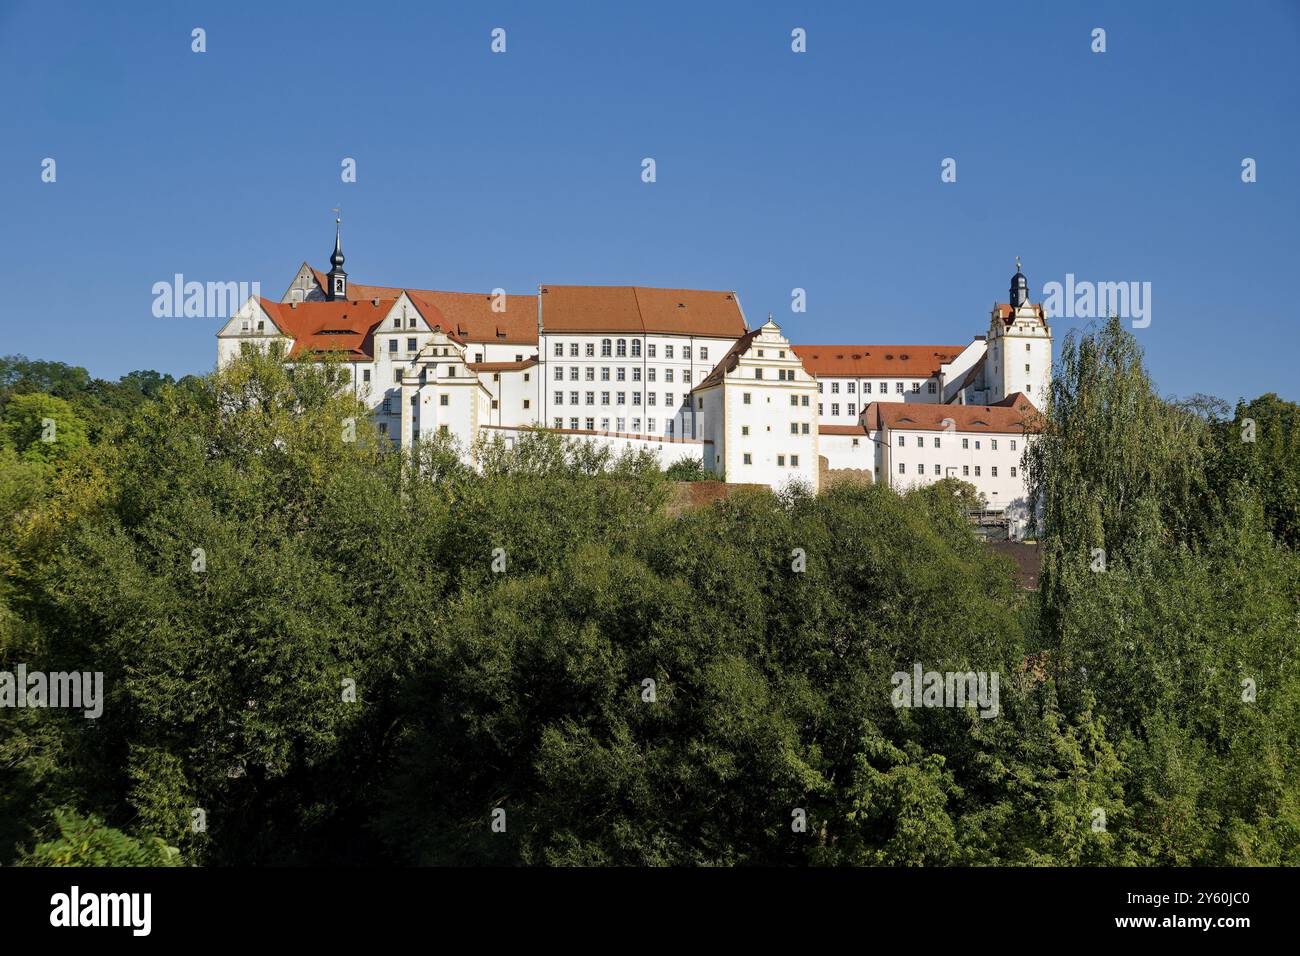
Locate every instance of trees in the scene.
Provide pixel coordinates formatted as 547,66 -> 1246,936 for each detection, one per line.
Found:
2,342 -> 1297,866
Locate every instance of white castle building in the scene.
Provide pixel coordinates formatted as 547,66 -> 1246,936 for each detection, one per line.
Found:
217,224 -> 1049,529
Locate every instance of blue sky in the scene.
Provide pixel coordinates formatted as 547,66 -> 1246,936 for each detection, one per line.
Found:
1,0 -> 1296,402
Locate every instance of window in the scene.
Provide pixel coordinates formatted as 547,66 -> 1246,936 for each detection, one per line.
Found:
778,455 -> 786,466
586,342 -> 595,357
616,417 -> 625,432
648,392 -> 657,406
585,392 -> 595,405
741,426 -> 749,436
362,369 -> 371,383
601,418 -> 610,430
895,382 -> 904,394
898,462 -> 906,474
933,437 -> 940,448
863,382 -> 872,393
791,455 -> 799,467
439,395 -> 449,407
554,391 -> 564,405
801,395 -> 809,406
392,318 -> 401,329
962,438 -> 969,449
648,344 -> 656,358
438,425 -> 448,436
975,440 -> 981,450
911,382 -> 920,393
617,392 -> 626,405
523,399 -> 530,409
632,368 -> 642,381
846,381 -> 856,394
257,320 -> 264,332
897,435 -> 905,447
393,370 -> 402,383
648,418 -> 656,432
388,339 -> 398,353
601,367 -> 610,381
818,404 -> 824,416
963,465 -> 969,476
682,370 -> 691,383
570,367 -> 579,381
743,453 -> 752,465
491,399 -> 499,409
665,369 -> 674,382
241,320 -> 250,331
601,339 -> 612,357
927,382 -> 937,394
554,418 -> 563,428
683,346 -> 692,360
744,393 -> 752,404
666,421 -> 674,436
648,368 -> 656,382
382,398 -> 392,414
665,344 -> 674,359
790,395 -> 798,406
974,466 -> 981,476
631,340 -> 641,357
584,367 -> 594,381
554,367 -> 563,381
934,464 -> 941,475
916,436 -> 924,447
633,392 -> 642,405
791,423 -> 799,435
617,339 -> 627,357
831,403 -> 840,416
553,342 -> 563,357
801,423 -> 810,434
831,382 -> 840,394
1010,440 -> 1017,451
1025,364 -> 1030,373
848,403 -> 856,416
665,393 -> 674,406
586,417 -> 595,430
754,368 -> 763,379
991,466 -> 998,477
1010,466 -> 1017,477
1026,343 -> 1032,352
700,348 -> 708,361
991,440 -> 998,450
570,418 -> 579,429
570,391 -> 579,405
697,398 -> 703,409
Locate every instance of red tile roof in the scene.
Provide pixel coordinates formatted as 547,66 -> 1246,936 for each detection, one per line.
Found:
466,358 -> 538,373
539,285 -> 746,338
406,291 -> 537,345
994,303 -> 1046,322
863,393 -> 1040,434
693,327 -> 762,391
792,345 -> 965,378
819,424 -> 868,436
258,297 -> 467,360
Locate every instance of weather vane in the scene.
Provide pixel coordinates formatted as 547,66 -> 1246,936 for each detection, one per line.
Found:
1015,255 -> 1022,273
333,205 -> 342,223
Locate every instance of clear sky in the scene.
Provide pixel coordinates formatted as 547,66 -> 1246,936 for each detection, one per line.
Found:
1,0 -> 1296,402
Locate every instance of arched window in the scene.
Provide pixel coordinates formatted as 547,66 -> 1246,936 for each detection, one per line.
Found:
631,339 -> 641,357
616,339 -> 627,357
601,339 -> 612,357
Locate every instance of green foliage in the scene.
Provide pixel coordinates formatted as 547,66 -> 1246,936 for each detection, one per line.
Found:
0,393 -> 89,463
663,457 -> 713,482
15,808 -> 181,867
1,342 -> 1297,867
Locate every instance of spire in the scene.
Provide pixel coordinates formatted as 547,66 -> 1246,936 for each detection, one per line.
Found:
325,209 -> 348,301
1009,257 -> 1028,309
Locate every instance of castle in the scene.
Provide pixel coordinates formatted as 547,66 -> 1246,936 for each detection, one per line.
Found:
217,223 -> 1049,532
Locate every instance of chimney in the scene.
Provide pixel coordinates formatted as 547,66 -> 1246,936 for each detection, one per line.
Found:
372,297 -> 380,306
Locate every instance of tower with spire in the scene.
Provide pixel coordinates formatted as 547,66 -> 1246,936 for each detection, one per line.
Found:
325,215 -> 348,301
984,257 -> 1051,404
